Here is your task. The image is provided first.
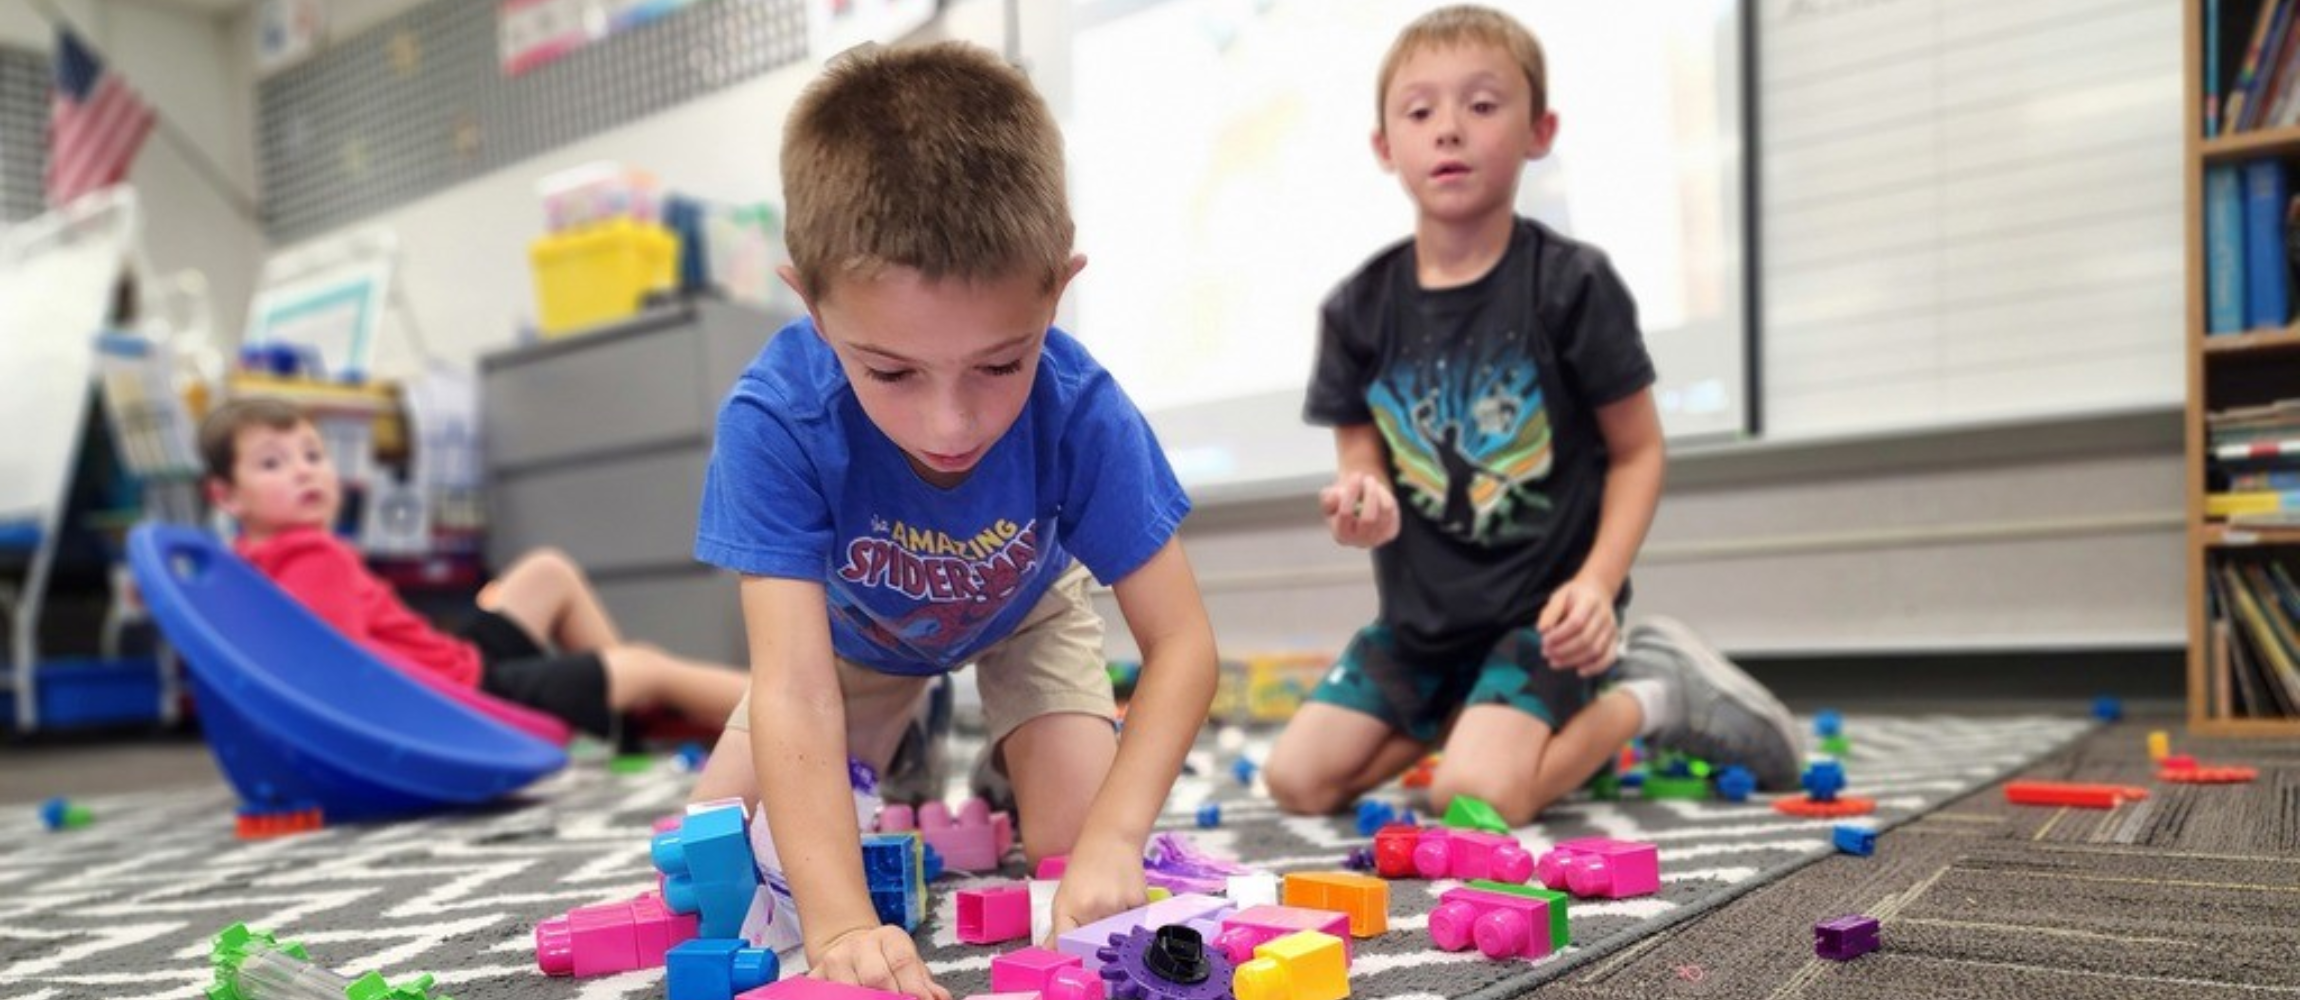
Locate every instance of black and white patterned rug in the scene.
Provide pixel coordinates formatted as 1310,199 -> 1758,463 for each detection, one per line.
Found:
0,714 -> 2092,1000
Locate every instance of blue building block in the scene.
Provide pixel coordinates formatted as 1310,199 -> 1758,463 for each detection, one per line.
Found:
653,805 -> 754,883
1196,803 -> 1222,828
1814,710 -> 1843,738
921,842 -> 946,882
1715,765 -> 1756,803
1354,799 -> 1397,836
1833,824 -> 1876,857
2092,696 -> 2123,722
1803,761 -> 1846,804
665,937 -> 779,1000
861,832 -> 925,930
1232,757 -> 1258,785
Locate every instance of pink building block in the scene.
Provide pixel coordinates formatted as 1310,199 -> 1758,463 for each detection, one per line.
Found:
1035,855 -> 1068,880
958,884 -> 1033,945
1534,837 -> 1659,899
536,891 -> 699,977
734,980 -> 907,1000
990,946 -> 1082,993
1056,892 -> 1232,959
1428,886 -> 1553,960
915,798 -> 1017,872
1412,828 -> 1534,884
1212,905 -> 1354,965
1043,966 -> 1105,1000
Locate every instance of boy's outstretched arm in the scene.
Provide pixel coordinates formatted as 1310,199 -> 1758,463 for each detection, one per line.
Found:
1048,538 -> 1219,940
739,576 -> 949,1000
1539,387 -> 1666,674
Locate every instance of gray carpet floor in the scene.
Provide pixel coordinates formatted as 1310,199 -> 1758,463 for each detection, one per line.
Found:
1530,718 -> 2300,999
0,713 -> 2094,999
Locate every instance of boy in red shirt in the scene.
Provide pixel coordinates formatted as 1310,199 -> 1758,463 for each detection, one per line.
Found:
198,397 -> 746,738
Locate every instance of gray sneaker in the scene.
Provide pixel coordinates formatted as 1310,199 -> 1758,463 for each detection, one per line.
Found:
880,677 -> 954,805
1615,616 -> 1802,791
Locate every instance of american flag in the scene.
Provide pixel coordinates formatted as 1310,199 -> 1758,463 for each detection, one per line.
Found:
47,28 -> 154,208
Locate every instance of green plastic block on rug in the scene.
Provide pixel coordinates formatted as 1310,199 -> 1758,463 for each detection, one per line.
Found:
1441,795 -> 1508,833
1643,775 -> 1710,800
1467,880 -> 1571,950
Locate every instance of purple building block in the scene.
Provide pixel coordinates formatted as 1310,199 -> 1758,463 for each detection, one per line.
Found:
1533,837 -> 1660,899
1814,914 -> 1880,961
1093,926 -> 1235,1000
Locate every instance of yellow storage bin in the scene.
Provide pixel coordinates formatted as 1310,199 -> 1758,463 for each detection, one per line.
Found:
529,220 -> 679,337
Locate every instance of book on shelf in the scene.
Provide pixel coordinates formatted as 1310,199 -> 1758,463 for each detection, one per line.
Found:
2207,490 -> 2300,517
2207,165 -> 2246,334
2210,437 -> 2300,461
2225,0 -> 2286,131
2246,161 -> 2291,328
2216,559 -> 2300,717
2210,0 -> 2225,137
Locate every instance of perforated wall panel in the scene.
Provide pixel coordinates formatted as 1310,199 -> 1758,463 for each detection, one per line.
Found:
1,46 -> 47,224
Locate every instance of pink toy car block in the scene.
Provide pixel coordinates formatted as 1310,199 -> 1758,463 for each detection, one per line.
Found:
1412,828 -> 1534,884
1428,886 -> 1554,961
958,884 -> 1033,945
1056,892 -> 1232,959
881,798 -> 1018,873
536,891 -> 699,977
991,946 -> 1082,993
734,980 -> 907,1000
1212,905 -> 1354,965
1533,837 -> 1659,899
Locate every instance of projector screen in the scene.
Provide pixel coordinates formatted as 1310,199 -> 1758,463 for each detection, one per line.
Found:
1066,0 -> 1750,493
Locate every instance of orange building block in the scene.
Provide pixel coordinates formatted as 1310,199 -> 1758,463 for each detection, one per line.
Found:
1282,872 -> 1387,938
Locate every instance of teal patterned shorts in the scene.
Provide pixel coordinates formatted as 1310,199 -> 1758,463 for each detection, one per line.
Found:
1306,622 -> 1595,743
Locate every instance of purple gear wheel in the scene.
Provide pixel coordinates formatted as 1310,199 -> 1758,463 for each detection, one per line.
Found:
1095,926 -> 1237,1000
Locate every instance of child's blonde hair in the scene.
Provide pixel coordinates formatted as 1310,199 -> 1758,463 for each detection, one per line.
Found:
780,42 -> 1073,302
1376,5 -> 1549,129
198,397 -> 308,482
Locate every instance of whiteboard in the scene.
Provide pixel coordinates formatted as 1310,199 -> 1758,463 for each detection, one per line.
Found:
0,193 -> 136,529
1756,0 -> 2183,439
1065,0 -> 1752,496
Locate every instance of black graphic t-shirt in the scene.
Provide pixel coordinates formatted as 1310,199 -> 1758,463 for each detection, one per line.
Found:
1305,217 -> 1656,663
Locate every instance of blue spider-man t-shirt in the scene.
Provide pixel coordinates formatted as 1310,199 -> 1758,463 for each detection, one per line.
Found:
695,318 -> 1189,676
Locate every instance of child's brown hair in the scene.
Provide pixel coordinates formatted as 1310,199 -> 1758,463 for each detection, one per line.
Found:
1376,5 -> 1549,128
198,397 -> 308,482
779,41 -> 1072,302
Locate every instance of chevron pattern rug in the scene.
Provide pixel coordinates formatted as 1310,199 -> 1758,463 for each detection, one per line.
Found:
0,713 -> 2093,1000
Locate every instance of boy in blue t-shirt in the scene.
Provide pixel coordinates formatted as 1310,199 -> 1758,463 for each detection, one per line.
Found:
685,42 -> 1217,1000
1263,6 -> 1799,827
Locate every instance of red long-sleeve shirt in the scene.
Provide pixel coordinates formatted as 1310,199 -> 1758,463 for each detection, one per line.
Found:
236,526 -> 483,689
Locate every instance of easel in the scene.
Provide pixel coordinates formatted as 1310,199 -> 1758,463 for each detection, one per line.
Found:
0,187 -> 183,732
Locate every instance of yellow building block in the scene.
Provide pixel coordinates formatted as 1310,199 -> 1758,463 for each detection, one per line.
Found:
1234,929 -> 1350,1000
1282,871 -> 1387,938
2147,730 -> 2170,761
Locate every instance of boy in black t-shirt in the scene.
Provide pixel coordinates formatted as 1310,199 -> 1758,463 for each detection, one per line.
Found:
1262,5 -> 1800,826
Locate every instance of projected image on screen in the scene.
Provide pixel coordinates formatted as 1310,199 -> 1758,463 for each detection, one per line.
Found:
1068,0 -> 1748,477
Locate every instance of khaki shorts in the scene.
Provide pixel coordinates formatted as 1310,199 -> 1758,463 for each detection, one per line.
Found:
727,562 -> 1115,773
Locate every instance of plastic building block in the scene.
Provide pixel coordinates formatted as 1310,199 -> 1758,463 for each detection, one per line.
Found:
2003,780 -> 2149,809
1814,710 -> 1842,738
1440,795 -> 1508,834
1533,838 -> 1659,900
667,938 -> 779,1000
1232,930 -> 1349,1000
2162,754 -> 2198,771
235,805 -> 324,840
735,980 -> 908,1000
210,922 -> 455,1000
1212,905 -> 1353,965
1044,966 -> 1108,1000
1400,754 -> 1439,789
1714,765 -> 1756,803
1233,757 -> 1258,785
1833,824 -> 1876,857
958,884 -> 1033,945
1196,803 -> 1222,828
1818,735 -> 1851,756
2159,763 -> 2258,783
1341,847 -> 1375,873
860,832 -> 927,931
1037,855 -> 1070,880
655,804 -> 761,938
1280,872 -> 1387,938
1801,761 -> 1846,803
1093,925 -> 1237,1000
1461,880 -> 1569,951
536,890 -> 699,977
991,946 -> 1083,993
1772,794 -> 1876,818
1058,893 -> 1232,959
1814,914 -> 1880,961
2092,695 -> 2123,722
1148,886 -> 1173,902
1371,824 -> 1420,878
675,742 -> 710,772
38,796 -> 92,831
923,843 -> 947,882
887,798 -> 1016,873
1413,828 -> 1535,884
2147,730 -> 2170,761
1227,873 -> 1280,910
1643,773 -> 1710,800
1589,769 -> 1621,801
1428,886 -> 1554,960
1352,799 -> 1396,837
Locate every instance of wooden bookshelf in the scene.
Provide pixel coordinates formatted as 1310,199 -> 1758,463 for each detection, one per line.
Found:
2187,0 -> 2300,737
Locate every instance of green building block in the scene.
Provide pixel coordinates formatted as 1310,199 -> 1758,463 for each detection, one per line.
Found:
209,922 -> 455,1000
608,753 -> 655,774
1467,879 -> 1571,950
1589,770 -> 1621,801
1442,794 -> 1509,833
1643,774 -> 1710,800
1820,734 -> 1851,756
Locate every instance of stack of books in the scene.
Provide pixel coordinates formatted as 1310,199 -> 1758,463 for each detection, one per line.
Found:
2205,552 -> 2300,718
2206,398 -> 2300,525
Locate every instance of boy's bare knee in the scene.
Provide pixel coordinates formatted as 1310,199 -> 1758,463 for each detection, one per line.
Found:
1263,761 -> 1342,816
1429,771 -> 1541,827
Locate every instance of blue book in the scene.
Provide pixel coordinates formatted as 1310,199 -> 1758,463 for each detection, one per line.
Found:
2210,0 -> 2223,137
2245,159 -> 2290,330
2208,164 -> 2247,333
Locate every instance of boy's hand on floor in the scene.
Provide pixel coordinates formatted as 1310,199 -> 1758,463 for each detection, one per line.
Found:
809,924 -> 950,1000
1320,472 -> 1401,548
1538,578 -> 1620,677
1045,837 -> 1149,948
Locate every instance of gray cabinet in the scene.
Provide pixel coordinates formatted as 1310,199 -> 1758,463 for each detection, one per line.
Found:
481,301 -> 788,665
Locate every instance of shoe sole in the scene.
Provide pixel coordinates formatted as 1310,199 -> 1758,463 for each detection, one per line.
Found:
1634,616 -> 1804,766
